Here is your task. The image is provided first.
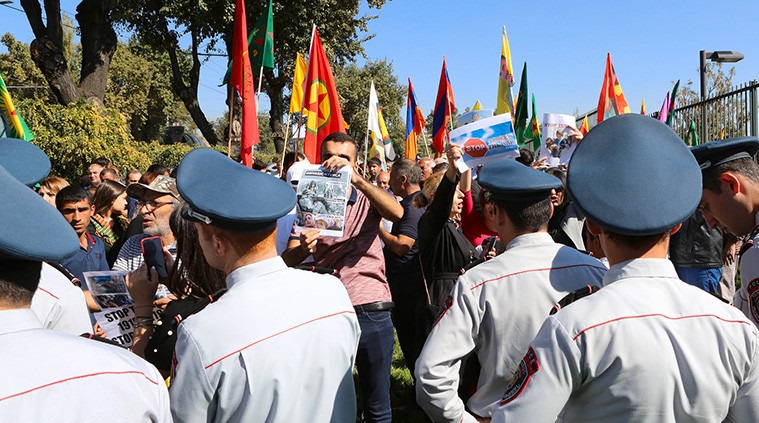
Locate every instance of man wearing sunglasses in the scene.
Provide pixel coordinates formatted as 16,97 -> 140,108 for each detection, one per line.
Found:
112,175 -> 180,272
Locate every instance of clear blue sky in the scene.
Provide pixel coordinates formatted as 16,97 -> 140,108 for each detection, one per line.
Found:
3,0 -> 759,126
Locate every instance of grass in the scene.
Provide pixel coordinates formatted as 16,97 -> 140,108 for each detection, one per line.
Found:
355,331 -> 429,422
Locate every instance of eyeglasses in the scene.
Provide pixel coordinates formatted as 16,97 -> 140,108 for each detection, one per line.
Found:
137,200 -> 174,212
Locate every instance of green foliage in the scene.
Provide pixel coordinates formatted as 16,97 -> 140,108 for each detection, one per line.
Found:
107,39 -> 192,142
133,142 -> 228,169
0,33 -> 51,103
334,59 -> 406,159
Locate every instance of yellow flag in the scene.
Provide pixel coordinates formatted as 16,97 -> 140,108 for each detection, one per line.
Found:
495,26 -> 515,115
472,100 -> 483,111
289,53 -> 308,114
640,100 -> 646,115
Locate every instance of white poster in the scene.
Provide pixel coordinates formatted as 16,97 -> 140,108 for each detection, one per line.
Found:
294,165 -> 352,238
539,113 -> 580,166
449,113 -> 519,171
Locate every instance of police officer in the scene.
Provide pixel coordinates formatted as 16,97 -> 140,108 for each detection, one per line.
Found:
492,114 -> 759,422
0,137 -> 91,335
414,158 -> 607,423
691,137 -> 759,326
0,162 -> 171,421
162,148 -> 361,422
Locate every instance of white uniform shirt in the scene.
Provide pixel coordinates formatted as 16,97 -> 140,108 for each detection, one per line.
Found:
31,262 -> 92,335
415,232 -> 607,423
0,309 -> 171,421
492,258 -> 759,423
170,256 -> 361,423
733,212 -> 759,327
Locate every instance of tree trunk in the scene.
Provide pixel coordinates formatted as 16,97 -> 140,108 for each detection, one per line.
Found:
76,0 -> 117,106
265,69 -> 287,154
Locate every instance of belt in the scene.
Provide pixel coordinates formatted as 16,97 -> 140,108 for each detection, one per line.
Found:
354,301 -> 394,314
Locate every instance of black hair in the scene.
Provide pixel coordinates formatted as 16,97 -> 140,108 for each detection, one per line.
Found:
432,162 -> 449,174
603,230 -> 670,250
367,157 -> 382,167
252,159 -> 267,171
56,185 -> 91,210
92,157 -> 110,168
147,164 -> 171,176
489,194 -> 552,232
702,157 -> 759,192
0,259 -> 42,305
515,148 -> 535,166
322,132 -> 358,161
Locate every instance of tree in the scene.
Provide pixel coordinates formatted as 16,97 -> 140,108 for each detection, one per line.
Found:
333,59 -> 405,159
20,0 -> 117,106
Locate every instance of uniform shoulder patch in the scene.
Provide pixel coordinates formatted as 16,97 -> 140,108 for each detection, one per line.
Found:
549,285 -> 598,315
747,278 -> 759,323
499,346 -> 540,406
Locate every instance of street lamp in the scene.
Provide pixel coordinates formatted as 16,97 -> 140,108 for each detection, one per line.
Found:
699,50 -> 744,140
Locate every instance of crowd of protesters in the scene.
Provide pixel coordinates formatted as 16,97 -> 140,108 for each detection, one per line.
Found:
2,114 -> 759,422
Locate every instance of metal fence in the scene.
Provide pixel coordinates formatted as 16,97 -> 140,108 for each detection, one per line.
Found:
576,80 -> 759,142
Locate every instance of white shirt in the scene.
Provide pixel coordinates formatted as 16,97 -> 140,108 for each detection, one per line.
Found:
112,234 -> 177,272
0,309 -> 171,421
492,258 -> 759,423
170,256 -> 361,423
31,262 -> 92,335
415,232 -> 607,423
733,212 -> 759,327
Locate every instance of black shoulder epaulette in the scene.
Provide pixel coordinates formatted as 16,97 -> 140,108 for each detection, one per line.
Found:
739,225 -> 759,258
462,256 -> 491,273
45,261 -> 82,287
549,285 -> 599,315
80,333 -> 126,349
295,265 -> 339,277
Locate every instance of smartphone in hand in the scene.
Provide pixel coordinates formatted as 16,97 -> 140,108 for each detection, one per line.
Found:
140,236 -> 169,279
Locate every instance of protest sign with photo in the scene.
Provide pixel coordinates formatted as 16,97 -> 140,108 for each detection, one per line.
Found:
294,164 -> 352,238
449,113 -> 519,171
539,113 -> 580,166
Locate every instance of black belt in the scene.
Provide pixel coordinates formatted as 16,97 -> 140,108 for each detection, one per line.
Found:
354,301 -> 394,314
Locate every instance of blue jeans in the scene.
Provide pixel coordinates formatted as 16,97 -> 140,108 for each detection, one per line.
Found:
355,310 -> 394,423
675,266 -> 722,295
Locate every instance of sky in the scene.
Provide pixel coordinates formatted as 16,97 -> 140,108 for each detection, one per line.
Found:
3,0 -> 759,127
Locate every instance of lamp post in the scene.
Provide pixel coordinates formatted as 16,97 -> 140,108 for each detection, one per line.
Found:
699,50 -> 743,140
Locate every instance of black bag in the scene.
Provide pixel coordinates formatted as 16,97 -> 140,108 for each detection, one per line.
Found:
145,289 -> 226,372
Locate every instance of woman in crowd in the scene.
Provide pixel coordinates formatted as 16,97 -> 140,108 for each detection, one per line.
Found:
546,168 -> 585,250
414,145 -> 478,354
90,180 -> 130,267
37,176 -> 69,207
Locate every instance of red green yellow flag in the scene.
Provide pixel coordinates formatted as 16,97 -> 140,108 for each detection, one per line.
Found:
230,0 -> 260,167
0,72 -> 34,141
597,53 -> 630,124
289,53 -> 308,114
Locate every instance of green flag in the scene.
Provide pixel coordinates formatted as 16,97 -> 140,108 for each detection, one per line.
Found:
0,72 -> 34,141
221,0 -> 274,85
666,79 -> 679,126
686,121 -> 699,146
527,93 -> 541,153
513,62 -> 529,148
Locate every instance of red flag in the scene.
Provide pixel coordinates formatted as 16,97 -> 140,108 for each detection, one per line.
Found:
597,53 -> 630,124
229,0 -> 260,167
302,26 -> 345,164
431,57 -> 455,156
580,115 -> 589,136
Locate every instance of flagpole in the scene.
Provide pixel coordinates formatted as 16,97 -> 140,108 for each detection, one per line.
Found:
279,112 -> 291,178
420,129 -> 431,158
446,97 -> 454,151
256,66 -> 265,102
227,84 -> 234,158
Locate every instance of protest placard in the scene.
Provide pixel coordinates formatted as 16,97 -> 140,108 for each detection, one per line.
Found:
539,113 -> 580,166
449,113 -> 519,171
294,164 -> 352,238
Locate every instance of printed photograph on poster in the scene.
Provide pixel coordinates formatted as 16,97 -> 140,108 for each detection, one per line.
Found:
294,164 -> 351,237
457,109 -> 493,127
449,113 -> 519,171
538,113 -> 581,166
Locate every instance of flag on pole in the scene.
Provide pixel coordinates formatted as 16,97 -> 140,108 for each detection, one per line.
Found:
527,93 -> 541,153
0,72 -> 34,141
289,53 -> 308,114
230,0 -> 260,167
405,77 -> 426,160
368,81 -> 394,165
513,62 -> 529,148
495,26 -> 515,115
666,79 -> 680,126
640,100 -> 646,115
686,121 -> 699,146
472,100 -> 483,111
431,57 -> 455,156
658,92 -> 670,123
302,26 -> 345,164
580,115 -> 589,135
221,0 -> 274,85
597,53 -> 630,124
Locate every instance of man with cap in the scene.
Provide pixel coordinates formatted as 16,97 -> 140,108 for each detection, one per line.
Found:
691,137 -> 759,327
414,155 -> 607,423
0,163 -> 171,421
113,175 -> 180,272
0,138 -> 91,335
158,148 -> 361,422
283,132 -> 403,423
492,114 -> 759,422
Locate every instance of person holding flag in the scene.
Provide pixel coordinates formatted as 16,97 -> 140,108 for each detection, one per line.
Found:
431,58 -> 455,157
